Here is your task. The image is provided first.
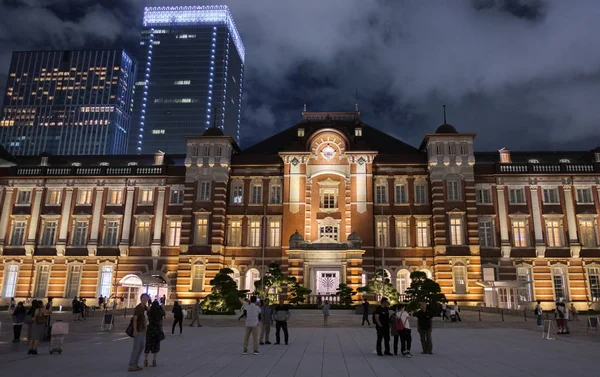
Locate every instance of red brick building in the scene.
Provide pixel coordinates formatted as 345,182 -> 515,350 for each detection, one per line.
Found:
1,111 -> 599,311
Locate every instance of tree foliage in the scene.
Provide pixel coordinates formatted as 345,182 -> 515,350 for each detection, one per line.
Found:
335,283 -> 355,306
288,280 -> 312,305
357,269 -> 399,303
253,263 -> 295,299
403,271 -> 446,314
201,268 -> 245,313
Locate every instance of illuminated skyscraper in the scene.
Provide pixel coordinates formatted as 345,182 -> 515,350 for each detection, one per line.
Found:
0,50 -> 136,156
132,5 -> 245,154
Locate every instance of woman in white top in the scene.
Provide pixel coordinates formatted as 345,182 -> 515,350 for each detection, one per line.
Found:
397,304 -> 412,357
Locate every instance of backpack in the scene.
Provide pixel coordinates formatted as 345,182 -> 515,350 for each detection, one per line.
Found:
395,313 -> 406,331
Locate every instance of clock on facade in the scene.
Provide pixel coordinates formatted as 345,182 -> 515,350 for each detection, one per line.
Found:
322,145 -> 336,160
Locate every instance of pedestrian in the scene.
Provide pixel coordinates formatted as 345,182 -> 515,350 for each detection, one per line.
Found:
190,298 -> 203,327
120,294 -> 125,309
12,302 -> 26,343
415,302 -> 434,354
259,298 -> 274,345
274,298 -> 291,345
9,297 -> 16,314
322,300 -> 331,326
160,294 -> 166,306
562,302 -> 570,334
441,302 -> 449,322
390,305 -> 401,355
81,298 -> 88,320
373,297 -> 392,356
453,301 -> 462,322
171,301 -> 184,335
238,298 -> 249,321
128,293 -> 150,372
535,300 -> 543,327
361,298 -> 371,326
144,301 -> 165,367
317,295 -> 322,309
44,297 -> 54,341
98,295 -> 105,309
397,304 -> 412,357
555,301 -> 565,334
242,296 -> 262,355
27,300 -> 46,355
569,303 -> 578,321
72,297 -> 81,321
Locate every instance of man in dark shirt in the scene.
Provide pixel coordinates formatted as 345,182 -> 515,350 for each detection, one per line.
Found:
361,298 -> 370,326
273,299 -> 291,345
415,302 -> 434,354
128,293 -> 149,371
373,297 -> 392,356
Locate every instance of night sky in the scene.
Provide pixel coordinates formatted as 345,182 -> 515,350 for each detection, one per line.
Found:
1,0 -> 600,151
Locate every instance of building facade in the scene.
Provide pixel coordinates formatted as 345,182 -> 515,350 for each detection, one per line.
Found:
132,5 -> 245,154
1,111 -> 599,311
0,50 -> 136,156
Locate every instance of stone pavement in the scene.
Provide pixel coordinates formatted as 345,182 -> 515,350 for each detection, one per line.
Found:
1,311 -> 600,377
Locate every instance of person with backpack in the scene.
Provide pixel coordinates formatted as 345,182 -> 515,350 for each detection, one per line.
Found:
373,297 -> 392,356
391,304 -> 412,357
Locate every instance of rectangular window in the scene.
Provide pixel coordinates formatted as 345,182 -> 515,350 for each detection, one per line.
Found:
322,191 -> 336,209
319,224 -> 339,241
166,219 -> 182,246
476,188 -> 492,204
250,184 -> 262,204
546,220 -> 563,247
192,146 -> 199,157
415,184 -> 427,204
107,189 -> 123,205
103,220 -> 120,246
436,145 -> 443,155
395,184 -> 407,204
134,220 -> 151,246
552,267 -> 568,301
249,220 -> 261,247
170,189 -> 184,204
395,218 -> 409,247
269,185 -> 282,204
195,217 -> 209,245
33,265 -> 50,298
460,144 -> 468,155
447,180 -> 461,201
375,185 -> 387,204
1,265 -> 19,297
376,219 -> 389,247
65,264 -> 82,298
139,188 -> 154,204
580,219 -> 597,248
46,189 -> 62,205
98,265 -> 113,298
448,144 -> 456,155
512,220 -> 528,247
416,220 -> 430,247
450,217 -> 463,245
478,219 -> 495,247
517,267 -> 533,302
543,188 -> 560,204
269,220 -> 281,247
577,188 -> 593,204
588,267 -> 600,302
40,220 -> 58,246
228,220 -> 242,246
483,267 -> 497,282
77,189 -> 93,205
509,188 -> 526,204
216,146 -> 222,157
191,265 -> 204,292
202,146 -> 210,157
231,184 -> 243,204
16,189 -> 32,205
72,220 -> 88,246
453,264 -> 467,294
10,220 -> 26,246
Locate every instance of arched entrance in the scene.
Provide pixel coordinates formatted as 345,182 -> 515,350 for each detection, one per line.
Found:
117,274 -> 169,308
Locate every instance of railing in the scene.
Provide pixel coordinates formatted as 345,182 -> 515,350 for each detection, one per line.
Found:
14,165 -> 167,177
498,163 -> 599,174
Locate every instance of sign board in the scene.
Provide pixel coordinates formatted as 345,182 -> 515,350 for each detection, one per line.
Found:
101,314 -> 114,331
542,320 -> 554,340
587,317 -> 599,333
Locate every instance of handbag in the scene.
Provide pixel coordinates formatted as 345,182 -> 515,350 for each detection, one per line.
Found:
159,330 -> 166,341
125,318 -> 134,337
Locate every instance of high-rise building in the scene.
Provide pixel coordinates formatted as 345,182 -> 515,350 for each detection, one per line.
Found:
0,50 -> 136,156
132,5 -> 245,154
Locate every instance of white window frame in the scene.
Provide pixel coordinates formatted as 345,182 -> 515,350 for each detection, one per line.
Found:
587,266 -> 600,302
395,217 -> 409,247
16,189 -> 32,205
396,269 -> 411,295
453,262 -> 467,294
139,188 -> 154,205
250,180 -> 263,205
545,218 -> 564,248
202,146 -> 211,157
576,187 -> 593,204
33,263 -> 51,298
478,217 -> 495,247
579,217 -> 597,248
227,219 -> 242,246
449,215 -> 464,245
269,181 -> 282,205
103,218 -> 120,246
416,219 -> 430,247
77,188 -> 93,205
516,266 -> 534,302
375,179 -> 388,204
447,179 -> 461,201
166,218 -> 182,246
9,218 -> 27,246
375,217 -> 389,247
231,181 -> 244,205
195,215 -> 209,245
97,264 -> 114,298
191,264 -> 205,292
107,188 -> 123,205
476,187 -> 492,204
248,219 -> 262,247
512,218 -> 529,247
169,186 -> 185,205
40,218 -> 58,246
198,181 -> 211,201
46,189 -> 62,206
542,187 -> 560,204
318,217 -> 339,241
509,187 -> 526,205
134,218 -> 152,246
1,264 -> 19,297
65,263 -> 82,298
268,219 -> 281,247
394,180 -> 408,204
551,266 -> 569,302
414,180 -> 428,205
71,219 -> 89,246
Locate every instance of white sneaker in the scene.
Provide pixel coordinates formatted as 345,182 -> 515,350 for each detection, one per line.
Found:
243,351 -> 248,355
405,352 -> 412,358
253,351 -> 260,355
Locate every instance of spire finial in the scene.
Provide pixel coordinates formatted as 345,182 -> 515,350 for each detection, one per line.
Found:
355,89 -> 359,112
443,104 -> 447,124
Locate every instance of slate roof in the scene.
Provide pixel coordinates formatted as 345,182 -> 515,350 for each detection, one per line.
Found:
475,151 -> 596,164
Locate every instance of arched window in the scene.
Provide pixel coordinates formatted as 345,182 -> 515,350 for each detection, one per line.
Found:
453,262 -> 467,294
191,263 -> 205,292
246,268 -> 260,291
396,269 -> 411,295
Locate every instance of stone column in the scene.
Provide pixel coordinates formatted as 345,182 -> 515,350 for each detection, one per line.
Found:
496,186 -> 511,258
563,185 -> 581,258
529,186 -> 546,258
87,188 -> 105,256
119,187 -> 135,257
151,187 -> 166,257
56,187 -> 74,257
0,187 -> 15,253
25,187 -> 44,256
356,158 -> 367,214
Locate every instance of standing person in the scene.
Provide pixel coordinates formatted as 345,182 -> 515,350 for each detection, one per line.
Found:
72,297 -> 81,321
9,298 -> 16,314
242,296 -> 262,355
259,298 -> 273,345
535,301 -> 543,327
562,302 -> 570,334
98,295 -> 105,309
322,300 -> 331,326
415,302 -> 434,355
238,298 -> 249,321
555,302 -> 565,334
160,294 -> 166,306
28,300 -> 46,355
190,298 -> 203,327
12,302 -> 26,343
44,297 -> 54,341
81,298 -> 88,320
453,301 -> 462,322
120,294 -> 125,309
390,305 -> 401,355
361,298 -> 371,326
171,301 -> 184,335
569,303 -> 578,321
397,304 -> 412,357
128,293 -> 149,372
144,301 -> 165,367
441,302 -> 449,322
274,299 -> 291,345
373,297 -> 392,356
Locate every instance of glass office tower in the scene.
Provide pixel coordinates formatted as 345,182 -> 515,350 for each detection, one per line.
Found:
0,50 -> 136,156
132,5 -> 245,154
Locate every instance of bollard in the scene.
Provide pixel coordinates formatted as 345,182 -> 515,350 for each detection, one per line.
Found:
501,309 -> 504,321
124,307 -> 127,318
479,310 -> 481,322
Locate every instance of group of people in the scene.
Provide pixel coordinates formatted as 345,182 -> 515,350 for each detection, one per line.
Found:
71,297 -> 88,320
239,296 -> 292,355
8,297 -> 53,355
533,300 -> 578,334
127,294 -> 167,372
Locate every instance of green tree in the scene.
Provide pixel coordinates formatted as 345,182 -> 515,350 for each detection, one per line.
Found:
201,268 -> 245,313
288,280 -> 312,305
357,269 -> 399,303
254,263 -> 294,299
403,271 -> 446,314
335,283 -> 355,306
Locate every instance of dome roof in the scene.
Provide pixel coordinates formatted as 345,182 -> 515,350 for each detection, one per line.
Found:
202,127 -> 224,137
289,231 -> 304,242
347,232 -> 362,242
435,123 -> 458,134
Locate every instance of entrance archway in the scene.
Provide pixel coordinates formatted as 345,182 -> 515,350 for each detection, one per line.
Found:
117,273 -> 169,308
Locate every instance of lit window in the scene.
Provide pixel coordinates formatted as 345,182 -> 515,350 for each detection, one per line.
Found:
447,179 -> 461,201
580,219 -> 597,248
198,181 -> 211,201
173,80 -> 191,85
397,270 -> 411,295
40,220 -> 58,246
297,128 -> 305,137
77,189 -> 93,205
449,216 -> 464,245
166,219 -> 182,246
33,264 -> 51,298
231,182 -> 243,204
414,181 -> 428,204
134,219 -> 151,246
103,220 -> 120,246
543,188 -> 559,204
395,218 -> 409,247
170,188 -> 184,204
16,189 -> 32,205
453,262 -> 467,294
269,220 -> 281,247
250,182 -> 263,205
588,267 -> 600,302
546,219 -> 563,247
552,267 -> 568,301
2,264 -> 19,297
375,218 -> 389,247
512,219 -> 528,247
517,267 -> 533,302
228,219 -> 242,246
152,129 -> 165,134
98,265 -> 113,298
509,188 -> 526,204
191,264 -> 205,292
107,189 -> 123,205
416,220 -> 430,247
10,220 -> 27,246
395,182 -> 408,204
195,216 -> 209,245
355,127 -> 362,137
476,188 -> 492,204
139,188 -> 154,204
577,187 -> 593,204
249,220 -> 261,247
46,189 -> 62,205
478,218 -> 495,247
71,220 -> 88,246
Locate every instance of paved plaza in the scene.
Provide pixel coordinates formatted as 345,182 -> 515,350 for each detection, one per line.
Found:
1,311 -> 599,377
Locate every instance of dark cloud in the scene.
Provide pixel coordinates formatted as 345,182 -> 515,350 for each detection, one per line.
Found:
1,0 -> 600,152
